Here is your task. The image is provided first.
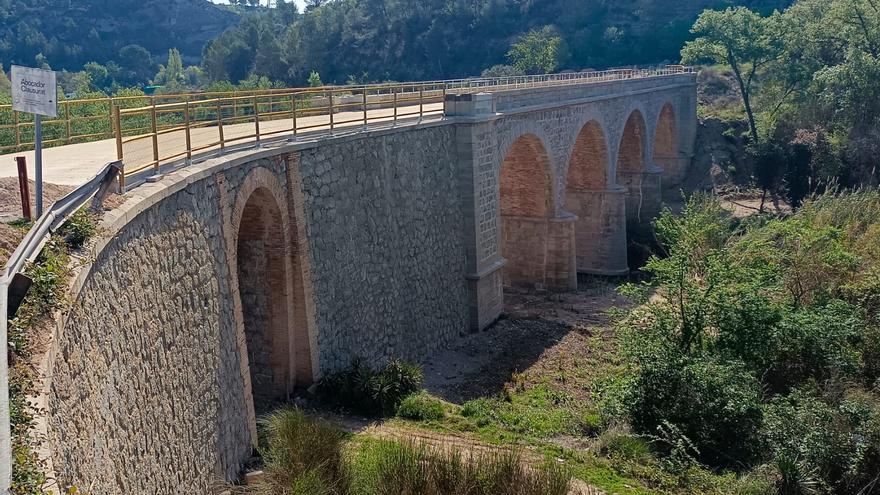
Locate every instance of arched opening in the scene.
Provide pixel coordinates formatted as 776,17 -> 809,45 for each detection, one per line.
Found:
236,187 -> 291,413
565,121 -> 626,274
566,120 -> 608,191
653,103 -> 684,187
499,134 -> 554,290
616,110 -> 647,177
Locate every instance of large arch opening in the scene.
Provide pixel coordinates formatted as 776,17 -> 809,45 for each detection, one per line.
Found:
653,103 -> 684,188
616,110 -> 647,178
236,187 -> 292,413
565,121 -> 628,274
616,109 -> 663,236
499,134 -> 576,292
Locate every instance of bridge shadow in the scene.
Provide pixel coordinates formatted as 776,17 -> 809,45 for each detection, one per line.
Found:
422,277 -> 625,404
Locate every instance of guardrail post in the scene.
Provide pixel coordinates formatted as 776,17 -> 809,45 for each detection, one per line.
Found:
15,157 -> 31,221
253,94 -> 261,146
184,98 -> 192,164
393,88 -> 398,126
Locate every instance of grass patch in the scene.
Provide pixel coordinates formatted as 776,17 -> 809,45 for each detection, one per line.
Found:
396,392 -> 445,421
246,408 -> 571,495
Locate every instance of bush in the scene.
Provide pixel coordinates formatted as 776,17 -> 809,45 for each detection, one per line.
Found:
397,393 -> 445,421
257,408 -> 347,495
317,359 -> 423,416
620,352 -> 764,467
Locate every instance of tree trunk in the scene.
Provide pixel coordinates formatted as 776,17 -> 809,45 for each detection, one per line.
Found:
728,51 -> 760,142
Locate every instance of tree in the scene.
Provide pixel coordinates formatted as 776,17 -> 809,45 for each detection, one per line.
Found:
0,64 -> 10,94
507,26 -> 566,75
481,65 -> 525,78
154,48 -> 185,87
117,44 -> 154,85
682,8 -> 785,142
308,70 -> 323,87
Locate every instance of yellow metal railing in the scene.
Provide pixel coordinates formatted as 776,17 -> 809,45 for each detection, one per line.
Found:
1,66 -> 694,188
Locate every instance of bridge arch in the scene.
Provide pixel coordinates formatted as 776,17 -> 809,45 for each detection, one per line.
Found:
616,109 -> 647,177
499,134 -> 575,291
653,102 -> 685,187
564,120 -> 626,274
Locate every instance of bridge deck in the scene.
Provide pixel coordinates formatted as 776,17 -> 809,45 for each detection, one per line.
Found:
0,101 -> 443,186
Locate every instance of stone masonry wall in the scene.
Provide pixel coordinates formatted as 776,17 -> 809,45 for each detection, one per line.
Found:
296,125 -> 469,371
48,178 -> 250,494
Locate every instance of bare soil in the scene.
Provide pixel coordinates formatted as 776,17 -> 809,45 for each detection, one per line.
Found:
0,177 -> 73,222
423,278 -> 627,404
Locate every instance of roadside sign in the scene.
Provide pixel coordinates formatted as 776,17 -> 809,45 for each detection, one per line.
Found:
10,65 -> 57,217
11,65 -> 57,118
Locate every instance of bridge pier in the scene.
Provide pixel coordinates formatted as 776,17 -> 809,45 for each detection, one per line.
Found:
619,166 -> 663,236
565,187 -> 629,275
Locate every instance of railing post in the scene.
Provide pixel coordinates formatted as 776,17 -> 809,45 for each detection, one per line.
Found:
393,87 -> 398,126
329,89 -> 335,132
13,111 -> 19,151
150,102 -> 159,176
442,84 -> 447,118
107,97 -> 114,139
216,98 -> 225,152
419,85 -> 424,121
253,94 -> 261,145
362,89 -> 368,129
114,105 -> 123,162
291,93 -> 298,139
65,101 -> 72,144
184,97 -> 192,164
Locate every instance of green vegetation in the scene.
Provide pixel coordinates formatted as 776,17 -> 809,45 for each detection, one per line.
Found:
8,209 -> 98,495
684,1 -> 880,205
396,392 -> 446,421
316,359 -> 423,417
249,408 -> 571,495
604,192 -> 880,493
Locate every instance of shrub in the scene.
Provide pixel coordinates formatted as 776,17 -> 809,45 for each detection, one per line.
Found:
397,393 -> 445,421
620,352 -> 764,467
762,389 -> 880,494
317,359 -> 423,416
351,440 -> 570,495
257,408 -> 347,495
59,208 -> 97,249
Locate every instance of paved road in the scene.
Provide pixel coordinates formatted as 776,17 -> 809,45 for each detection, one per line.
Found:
0,102 -> 444,186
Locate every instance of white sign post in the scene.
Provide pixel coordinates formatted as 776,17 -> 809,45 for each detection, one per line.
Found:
11,65 -> 57,218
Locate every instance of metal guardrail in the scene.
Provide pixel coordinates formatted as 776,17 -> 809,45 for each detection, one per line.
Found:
111,65 -> 694,188
0,160 -> 121,492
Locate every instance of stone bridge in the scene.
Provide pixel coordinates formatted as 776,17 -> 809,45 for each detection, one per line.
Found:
42,72 -> 696,493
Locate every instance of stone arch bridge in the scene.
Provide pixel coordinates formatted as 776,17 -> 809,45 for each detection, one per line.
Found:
43,72 -> 695,493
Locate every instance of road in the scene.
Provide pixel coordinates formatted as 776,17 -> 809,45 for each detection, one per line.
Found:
0,101 -> 444,186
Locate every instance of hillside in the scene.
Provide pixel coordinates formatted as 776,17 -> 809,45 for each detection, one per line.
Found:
0,0 -> 239,70
204,0 -> 794,86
